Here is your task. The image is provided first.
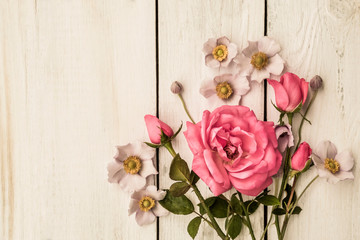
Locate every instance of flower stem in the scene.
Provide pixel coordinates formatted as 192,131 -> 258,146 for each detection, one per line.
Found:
164,143 -> 226,239
237,192 -> 256,240
178,93 -> 196,124
295,91 -> 317,149
279,175 -> 319,240
192,184 -> 227,239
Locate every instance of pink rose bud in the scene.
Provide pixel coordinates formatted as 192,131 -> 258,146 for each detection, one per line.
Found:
291,142 -> 312,171
268,72 -> 309,112
144,115 -> 174,144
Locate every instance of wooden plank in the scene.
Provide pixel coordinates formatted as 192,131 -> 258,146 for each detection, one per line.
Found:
0,1 -> 157,239
158,0 -> 265,239
267,0 -> 360,239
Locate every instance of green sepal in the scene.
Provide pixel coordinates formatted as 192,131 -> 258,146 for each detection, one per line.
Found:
170,122 -> 183,141
144,142 -> 161,148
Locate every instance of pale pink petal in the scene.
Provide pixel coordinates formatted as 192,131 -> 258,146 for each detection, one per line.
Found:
217,36 -> 230,46
200,79 -> 217,98
135,210 -> 156,226
138,142 -> 156,160
128,199 -> 139,216
146,186 -> 166,201
205,54 -> 220,68
335,171 -> 354,181
229,75 -> 250,96
131,190 -> 145,201
258,36 -> 281,57
268,79 -> 289,111
114,143 -> 134,162
312,154 -> 324,166
139,160 -> 158,178
152,203 -> 169,217
107,162 -> 126,183
265,54 -> 285,75
214,74 -> 232,84
233,54 -> 253,76
242,41 -> 259,58
314,140 -> 337,161
119,174 -> 146,192
335,151 -> 354,171
203,38 -> 217,54
250,68 -> 270,83
221,43 -> 237,67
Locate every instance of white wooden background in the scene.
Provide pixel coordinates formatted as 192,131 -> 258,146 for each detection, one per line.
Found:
0,0 -> 359,240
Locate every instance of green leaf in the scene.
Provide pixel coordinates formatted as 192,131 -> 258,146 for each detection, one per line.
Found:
255,189 -> 270,200
272,208 -> 286,216
169,154 -> 190,182
187,217 -> 201,239
256,195 -> 280,206
190,171 -> 200,185
210,197 -> 229,218
144,142 -> 161,148
227,214 -> 242,239
241,201 -> 260,215
171,122 -> 183,140
159,190 -> 194,215
198,197 -> 229,218
292,206 -> 302,215
230,194 -> 243,215
271,100 -> 285,113
169,182 -> 190,197
198,197 -> 216,215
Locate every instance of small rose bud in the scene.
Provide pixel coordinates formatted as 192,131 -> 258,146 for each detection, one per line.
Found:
310,75 -> 323,90
170,81 -> 183,94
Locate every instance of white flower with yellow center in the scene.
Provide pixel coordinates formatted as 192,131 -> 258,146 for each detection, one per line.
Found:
312,140 -> 354,184
200,73 -> 250,107
234,36 -> 285,83
203,36 -> 238,68
128,185 -> 169,226
107,142 -> 157,192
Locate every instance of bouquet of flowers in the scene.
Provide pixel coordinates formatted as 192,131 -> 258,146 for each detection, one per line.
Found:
107,36 -> 354,240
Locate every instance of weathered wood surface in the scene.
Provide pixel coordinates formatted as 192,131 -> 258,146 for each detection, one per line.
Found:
0,0 -> 359,239
267,0 -> 360,239
0,1 -> 157,239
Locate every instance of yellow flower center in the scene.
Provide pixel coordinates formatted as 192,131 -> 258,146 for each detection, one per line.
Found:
216,82 -> 233,99
251,52 -> 268,70
324,158 -> 340,174
139,196 -> 155,212
123,156 -> 142,174
212,45 -> 228,62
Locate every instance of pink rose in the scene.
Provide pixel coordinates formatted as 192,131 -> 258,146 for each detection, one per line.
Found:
144,115 -> 174,144
291,142 -> 312,171
268,72 -> 309,112
184,105 -> 282,196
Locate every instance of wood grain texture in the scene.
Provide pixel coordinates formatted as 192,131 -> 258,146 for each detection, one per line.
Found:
267,0 -> 360,239
0,0 -> 157,239
158,0 -> 265,239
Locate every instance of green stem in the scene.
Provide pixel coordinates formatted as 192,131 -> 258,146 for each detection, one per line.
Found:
238,192 -> 256,240
296,91 -> 317,149
192,184 -> 227,239
164,144 -> 226,239
178,93 -> 196,124
193,210 -> 213,228
164,142 -> 176,157
260,213 -> 273,240
279,175 -> 319,240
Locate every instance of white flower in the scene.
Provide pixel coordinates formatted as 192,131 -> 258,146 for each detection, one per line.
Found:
107,142 -> 157,192
200,73 -> 250,106
234,36 -> 285,83
203,36 -> 238,68
128,185 -> 169,226
312,140 -> 354,184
